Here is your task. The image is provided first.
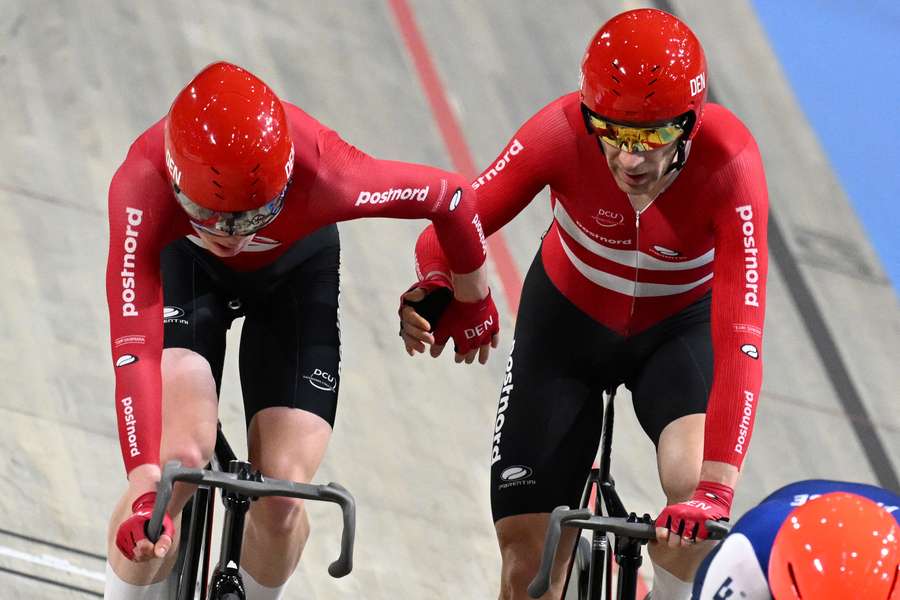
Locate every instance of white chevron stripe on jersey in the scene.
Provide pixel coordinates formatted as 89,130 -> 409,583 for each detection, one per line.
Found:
558,231 -> 713,297
554,202 -> 715,271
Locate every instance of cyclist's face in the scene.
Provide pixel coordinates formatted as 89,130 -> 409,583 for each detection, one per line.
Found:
193,227 -> 255,257
603,140 -> 678,196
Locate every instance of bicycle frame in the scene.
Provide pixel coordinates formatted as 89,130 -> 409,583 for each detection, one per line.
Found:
574,388 -> 649,600
531,388 -> 729,600
175,425 -> 238,600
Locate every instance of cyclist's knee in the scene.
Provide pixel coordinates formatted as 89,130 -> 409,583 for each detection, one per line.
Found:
659,459 -> 700,503
657,414 -> 704,503
161,348 -> 215,385
497,518 -> 545,590
164,442 -> 211,470
252,495 -> 308,538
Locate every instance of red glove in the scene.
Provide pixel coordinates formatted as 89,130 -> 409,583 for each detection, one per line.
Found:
655,481 -> 733,540
432,290 -> 500,355
115,491 -> 175,560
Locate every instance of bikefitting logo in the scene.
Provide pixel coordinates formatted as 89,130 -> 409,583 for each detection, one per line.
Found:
163,306 -> 188,326
498,464 -> 536,491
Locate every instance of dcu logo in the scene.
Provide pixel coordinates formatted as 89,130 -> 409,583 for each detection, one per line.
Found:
592,208 -> 624,228
303,368 -> 337,392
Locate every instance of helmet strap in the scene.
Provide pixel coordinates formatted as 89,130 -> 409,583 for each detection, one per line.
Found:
666,139 -> 688,173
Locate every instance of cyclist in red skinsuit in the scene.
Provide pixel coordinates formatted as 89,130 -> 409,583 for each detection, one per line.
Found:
104,62 -> 499,599
401,10 -> 767,600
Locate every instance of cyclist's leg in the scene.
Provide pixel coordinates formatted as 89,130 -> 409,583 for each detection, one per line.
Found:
105,241 -> 229,590
242,408 -> 332,587
629,314 -> 717,594
237,244 -> 341,591
493,256 -> 610,600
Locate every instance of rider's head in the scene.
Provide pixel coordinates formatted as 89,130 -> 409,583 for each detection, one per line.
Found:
768,492 -> 899,599
165,61 -> 294,256
580,9 -> 707,195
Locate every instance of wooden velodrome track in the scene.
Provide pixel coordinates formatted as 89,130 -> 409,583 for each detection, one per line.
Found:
1,1 -> 897,597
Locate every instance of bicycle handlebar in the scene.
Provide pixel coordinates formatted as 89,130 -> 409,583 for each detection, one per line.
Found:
147,461 -> 356,578
527,506 -> 731,598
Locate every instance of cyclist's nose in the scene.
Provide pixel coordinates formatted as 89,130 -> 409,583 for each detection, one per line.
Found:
616,149 -> 646,170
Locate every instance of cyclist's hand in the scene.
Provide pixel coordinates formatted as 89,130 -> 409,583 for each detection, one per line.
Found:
655,481 -> 733,543
399,276 -> 453,356
115,491 -> 174,561
432,290 -> 500,365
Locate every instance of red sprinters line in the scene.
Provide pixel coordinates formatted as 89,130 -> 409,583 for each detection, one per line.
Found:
386,0 -> 522,315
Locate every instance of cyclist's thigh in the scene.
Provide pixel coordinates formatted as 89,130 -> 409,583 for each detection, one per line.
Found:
629,317 -> 711,500
159,240 -> 232,468
239,243 -> 340,479
247,408 -> 332,484
490,255 -> 610,524
628,317 -> 711,448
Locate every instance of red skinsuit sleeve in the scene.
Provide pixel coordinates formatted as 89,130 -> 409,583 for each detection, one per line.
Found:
415,98 -> 575,280
106,141 -> 170,475
704,138 -> 769,469
308,130 -> 486,274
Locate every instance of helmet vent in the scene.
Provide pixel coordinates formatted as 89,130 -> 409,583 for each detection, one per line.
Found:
650,64 -> 661,73
611,59 -> 625,74
787,562 -> 803,599
610,75 -> 621,84
644,91 -> 656,100
251,178 -> 260,187
214,193 -> 225,201
212,180 -> 223,189
251,163 -> 261,173
210,166 -> 221,175
648,78 -> 658,86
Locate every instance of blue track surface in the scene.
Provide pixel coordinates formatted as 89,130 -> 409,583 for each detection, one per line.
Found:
751,0 -> 900,292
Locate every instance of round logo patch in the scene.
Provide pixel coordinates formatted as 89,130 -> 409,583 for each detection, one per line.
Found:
500,465 -> 533,481
163,306 -> 185,319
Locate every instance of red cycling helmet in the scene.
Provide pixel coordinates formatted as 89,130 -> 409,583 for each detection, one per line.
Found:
580,8 -> 708,138
165,61 -> 294,235
768,492 -> 900,599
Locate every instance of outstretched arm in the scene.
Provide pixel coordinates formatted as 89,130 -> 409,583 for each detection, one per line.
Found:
404,97 -> 576,357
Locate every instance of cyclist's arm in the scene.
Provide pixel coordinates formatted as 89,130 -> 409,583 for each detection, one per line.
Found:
106,145 -> 172,478
703,137 -> 769,472
308,130 -> 487,279
415,97 -> 575,282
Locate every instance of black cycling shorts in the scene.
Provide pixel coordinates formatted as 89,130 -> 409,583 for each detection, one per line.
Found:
161,225 -> 341,429
490,253 -> 712,522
